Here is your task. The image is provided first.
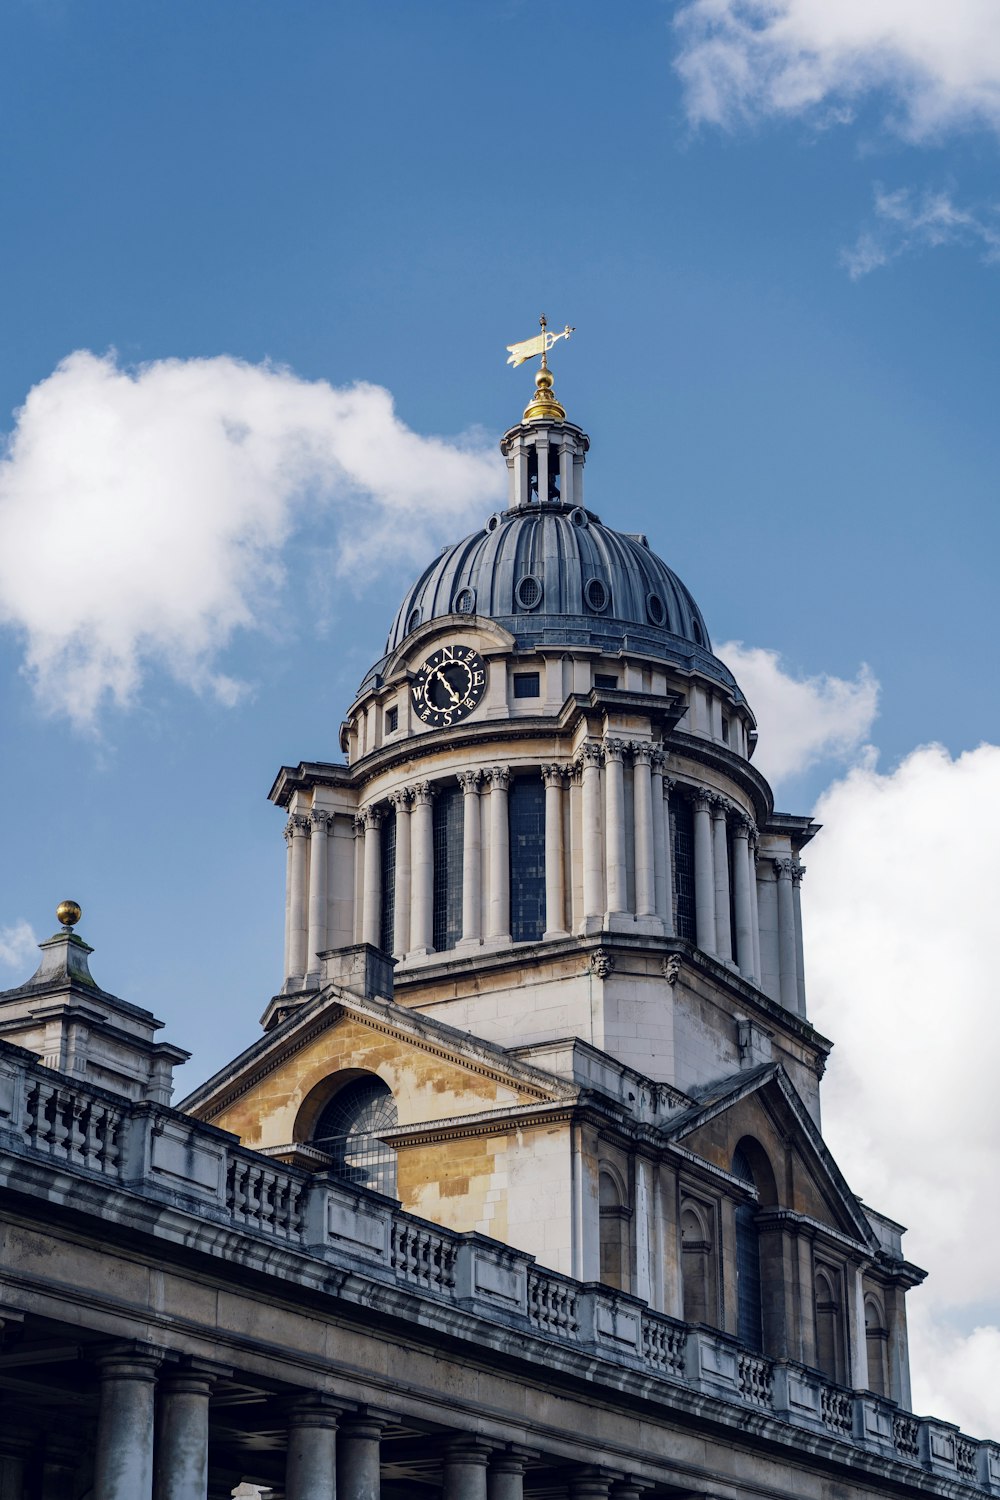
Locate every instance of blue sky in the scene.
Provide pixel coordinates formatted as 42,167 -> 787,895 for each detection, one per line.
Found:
1,0 -> 999,1431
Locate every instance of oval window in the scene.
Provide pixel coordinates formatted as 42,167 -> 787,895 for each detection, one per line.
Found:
570,507 -> 589,528
646,593 -> 665,626
515,574 -> 543,611
584,578 -> 609,613
454,588 -> 476,614
486,513 -> 502,533
406,607 -> 422,634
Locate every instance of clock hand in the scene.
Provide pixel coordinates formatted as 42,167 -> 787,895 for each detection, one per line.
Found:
429,666 -> 461,706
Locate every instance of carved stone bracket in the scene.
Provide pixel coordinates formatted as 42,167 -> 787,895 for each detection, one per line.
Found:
662,954 -> 682,985
589,949 -> 616,979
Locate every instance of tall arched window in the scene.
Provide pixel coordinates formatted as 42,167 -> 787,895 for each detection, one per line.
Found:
598,1168 -> 631,1292
732,1145 -> 763,1352
509,777 -> 545,942
672,795 -> 696,940
865,1296 -> 889,1397
432,785 -> 464,952
814,1266 -> 843,1383
681,1200 -> 715,1325
312,1075 -> 398,1197
380,806 -> 396,954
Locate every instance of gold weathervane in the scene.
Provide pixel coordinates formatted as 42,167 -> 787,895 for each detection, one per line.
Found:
506,314 -> 575,422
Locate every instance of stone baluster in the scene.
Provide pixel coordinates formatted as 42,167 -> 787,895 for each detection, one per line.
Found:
361,806 -> 384,949
409,784 -> 435,954
731,813 -> 756,980
603,737 -> 628,918
711,796 -> 733,963
306,809 -> 330,976
487,1451 -> 527,1500
337,1413 -> 384,1500
284,814 -> 311,982
488,767 -> 511,941
542,764 -> 568,938
442,1436 -> 492,1500
284,1395 -> 341,1500
774,857 -> 798,1011
458,771 -> 483,945
390,789 -> 411,957
692,791 -> 716,956
631,742 -> 656,918
579,743 -> 604,922
154,1365 -> 218,1500
792,861 -> 807,1014
93,1344 -> 163,1500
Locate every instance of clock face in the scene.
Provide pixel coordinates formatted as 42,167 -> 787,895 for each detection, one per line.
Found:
411,644 -> 488,728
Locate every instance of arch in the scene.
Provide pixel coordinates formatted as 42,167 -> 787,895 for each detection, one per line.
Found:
814,1265 -> 844,1383
598,1165 -> 631,1293
305,1071 -> 398,1198
680,1197 -> 716,1326
864,1293 -> 889,1397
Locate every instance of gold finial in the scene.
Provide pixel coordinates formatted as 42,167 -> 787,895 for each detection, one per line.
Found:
505,314 -> 575,423
56,900 -> 82,930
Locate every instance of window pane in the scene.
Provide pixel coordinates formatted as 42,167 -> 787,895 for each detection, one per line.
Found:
433,785 -> 464,952
513,672 -> 540,699
510,777 -> 545,943
672,796 -> 696,941
313,1076 -> 398,1197
380,809 -> 396,953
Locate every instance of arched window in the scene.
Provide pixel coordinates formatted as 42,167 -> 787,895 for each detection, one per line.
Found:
865,1295 -> 889,1397
598,1168 -> 631,1292
732,1146 -> 763,1352
814,1266 -> 843,1383
681,1199 -> 716,1325
509,777 -> 546,942
312,1075 -> 398,1197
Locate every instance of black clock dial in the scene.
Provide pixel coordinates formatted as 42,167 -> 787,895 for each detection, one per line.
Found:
411,644 -> 487,728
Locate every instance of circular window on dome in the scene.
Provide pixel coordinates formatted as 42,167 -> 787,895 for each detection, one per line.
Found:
406,607 -> 422,634
570,507 -> 589,528
515,574 -> 543,611
584,577 -> 609,613
646,593 -> 666,626
453,587 -> 476,615
486,513 -> 502,533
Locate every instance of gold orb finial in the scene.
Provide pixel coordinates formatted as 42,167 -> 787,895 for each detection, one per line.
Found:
56,900 -> 82,930
523,364 -> 567,423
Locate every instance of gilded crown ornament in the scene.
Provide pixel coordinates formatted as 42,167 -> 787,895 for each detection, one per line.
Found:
506,314 -> 575,423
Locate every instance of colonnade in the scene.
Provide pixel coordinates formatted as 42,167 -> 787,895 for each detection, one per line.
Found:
78,1348 -> 648,1499
281,743 -> 804,1013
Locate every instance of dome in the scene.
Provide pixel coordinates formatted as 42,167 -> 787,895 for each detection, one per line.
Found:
379,500 -> 740,697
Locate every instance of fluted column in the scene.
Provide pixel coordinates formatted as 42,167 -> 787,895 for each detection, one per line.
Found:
543,764 -> 567,938
442,1437 -> 491,1500
154,1367 -> 216,1500
458,771 -> 482,944
731,814 -> 755,980
711,797 -> 733,963
284,1396 -> 340,1500
792,862 -> 807,1014
774,857 -> 798,1011
650,749 -> 667,927
337,1414 -> 383,1500
390,789 -> 411,956
487,1452 -> 526,1500
631,742 -> 655,918
488,767 -> 511,940
692,791 -> 716,955
749,833 -> 762,982
579,743 -> 604,922
307,809 -> 330,975
361,806 -> 384,949
285,814 -> 311,981
661,775 -> 676,936
93,1345 -> 163,1500
603,738 -> 628,917
409,784 -> 435,954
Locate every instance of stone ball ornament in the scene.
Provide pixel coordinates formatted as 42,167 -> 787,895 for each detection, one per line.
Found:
56,899 -> 82,929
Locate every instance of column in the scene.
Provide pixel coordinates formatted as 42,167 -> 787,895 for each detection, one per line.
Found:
409,784 -> 435,954
307,809 -> 330,975
41,1440 -> 78,1500
749,833 -> 762,982
390,789 -> 411,957
154,1367 -> 217,1500
731,814 -> 755,980
847,1262 -> 868,1392
603,738 -> 627,918
631,742 -> 656,919
284,1396 -> 340,1500
569,1473 -> 613,1499
487,1451 -> 526,1500
692,791 -> 716,955
458,771 -> 482,944
93,1344 -> 162,1500
774,858 -> 798,1011
361,806 -> 383,950
535,438 -> 549,505
792,861 -> 807,1015
488,767 -> 510,941
650,750 -> 667,928
337,1414 -> 383,1500
442,1437 -> 491,1500
352,815 -> 365,943
579,744 -> 604,922
543,765 -> 567,938
285,815 -> 310,981
0,1448 -> 27,1500
711,797 -> 733,963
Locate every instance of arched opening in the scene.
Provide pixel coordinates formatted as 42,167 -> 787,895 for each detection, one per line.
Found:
865,1295 -> 889,1397
598,1167 -> 631,1293
814,1266 -> 843,1383
311,1074 -> 398,1197
732,1145 -> 763,1352
681,1199 -> 716,1325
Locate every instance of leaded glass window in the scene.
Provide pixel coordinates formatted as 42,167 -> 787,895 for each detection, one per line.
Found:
672,795 -> 696,941
733,1146 -> 763,1352
313,1076 -> 398,1196
510,776 -> 545,943
380,808 -> 396,954
432,785 -> 463,952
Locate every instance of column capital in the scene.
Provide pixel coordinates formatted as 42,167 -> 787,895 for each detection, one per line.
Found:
792,861 -> 806,886
444,1434 -> 494,1465
390,786 -> 412,811
457,769 -> 482,794
93,1341 -> 164,1381
662,774 -> 676,795
488,765 -> 510,791
411,781 -> 437,807
774,856 -> 794,879
542,762 -> 569,787
278,1391 -> 345,1429
284,813 -> 311,842
353,813 -> 365,837
692,787 -> 712,812
649,744 -> 666,773
630,740 -> 653,765
732,811 -> 754,840
309,808 -> 332,832
361,804 -> 384,831
577,741 -> 603,770
708,792 -> 730,819
602,735 -> 626,762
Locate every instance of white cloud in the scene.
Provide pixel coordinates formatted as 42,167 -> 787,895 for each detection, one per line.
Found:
0,919 -> 38,971
0,351 -> 504,727
717,641 -> 878,788
842,184 -> 1000,277
673,0 -> 1000,140
806,741 -> 1000,1432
